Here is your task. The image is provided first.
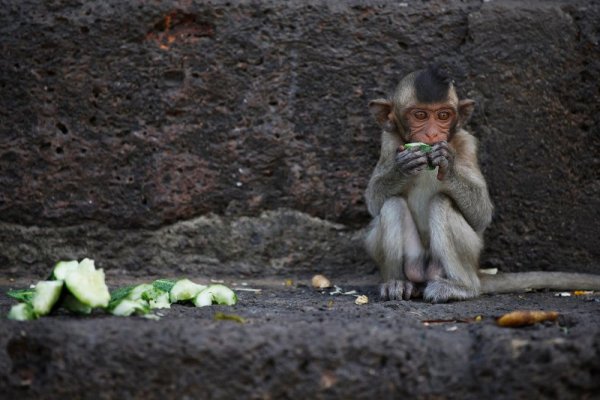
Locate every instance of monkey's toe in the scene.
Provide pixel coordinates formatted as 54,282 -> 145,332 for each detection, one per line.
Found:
379,280 -> 418,301
423,279 -> 476,303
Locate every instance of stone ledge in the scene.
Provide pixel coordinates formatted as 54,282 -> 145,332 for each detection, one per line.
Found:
0,209 -> 370,279
1,281 -> 599,399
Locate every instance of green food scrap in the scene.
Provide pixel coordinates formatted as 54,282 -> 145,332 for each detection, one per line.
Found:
404,142 -> 435,170
152,278 -> 177,293
52,260 -> 79,281
170,279 -> 207,303
65,259 -> 110,308
61,294 -> 93,315
111,299 -> 150,317
214,312 -> 246,324
6,258 -> 238,320
403,142 -> 432,152
8,303 -> 37,321
32,280 -> 64,316
7,288 -> 35,303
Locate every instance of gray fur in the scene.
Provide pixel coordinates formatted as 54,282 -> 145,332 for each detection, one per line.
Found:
366,73 -> 600,302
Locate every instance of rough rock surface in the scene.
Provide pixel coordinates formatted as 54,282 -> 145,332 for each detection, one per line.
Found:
1,0 -> 599,276
1,278 -> 599,399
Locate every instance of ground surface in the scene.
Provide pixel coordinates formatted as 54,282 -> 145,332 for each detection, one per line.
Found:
2,0 -> 600,279
1,274 -> 599,399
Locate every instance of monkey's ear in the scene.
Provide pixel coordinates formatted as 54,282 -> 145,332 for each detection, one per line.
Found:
457,99 -> 475,127
368,99 -> 394,131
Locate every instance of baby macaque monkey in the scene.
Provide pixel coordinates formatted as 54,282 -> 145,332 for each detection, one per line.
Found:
365,66 -> 600,303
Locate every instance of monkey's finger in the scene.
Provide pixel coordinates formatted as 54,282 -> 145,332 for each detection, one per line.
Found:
437,165 -> 447,180
430,148 -> 449,159
404,160 -> 429,176
402,281 -> 414,300
430,154 -> 449,168
380,281 -> 404,300
432,140 -> 449,151
397,149 -> 427,162
396,156 -> 428,174
379,284 -> 389,300
389,281 -> 404,300
403,156 -> 429,168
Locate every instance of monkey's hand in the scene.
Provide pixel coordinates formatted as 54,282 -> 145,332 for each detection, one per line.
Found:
428,141 -> 455,180
380,280 -> 420,301
395,147 -> 430,176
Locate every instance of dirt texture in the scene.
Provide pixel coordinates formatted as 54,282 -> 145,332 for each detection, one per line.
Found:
1,0 -> 599,277
1,276 -> 599,399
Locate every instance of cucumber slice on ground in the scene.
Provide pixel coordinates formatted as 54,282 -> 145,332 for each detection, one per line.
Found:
148,291 -> 171,309
193,289 -> 213,307
110,299 -> 150,317
109,284 -> 172,311
64,258 -> 110,308
128,283 -> 153,301
169,279 -> 207,303
32,280 -> 64,316
193,284 -> 238,307
52,260 -> 79,280
152,279 -> 177,293
141,287 -> 171,309
8,303 -> 37,321
7,288 -> 35,303
108,285 -> 136,310
207,284 -> 237,306
61,293 -> 93,314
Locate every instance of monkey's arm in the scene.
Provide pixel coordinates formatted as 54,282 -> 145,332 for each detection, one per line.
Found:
365,159 -> 407,216
438,133 -> 493,233
365,134 -> 428,216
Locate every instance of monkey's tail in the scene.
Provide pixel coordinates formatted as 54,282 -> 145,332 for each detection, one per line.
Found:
479,272 -> 600,294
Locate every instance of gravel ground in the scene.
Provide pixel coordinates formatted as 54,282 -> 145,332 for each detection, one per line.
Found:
1,274 -> 599,399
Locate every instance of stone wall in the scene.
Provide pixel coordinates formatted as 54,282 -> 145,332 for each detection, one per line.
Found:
0,0 -> 598,277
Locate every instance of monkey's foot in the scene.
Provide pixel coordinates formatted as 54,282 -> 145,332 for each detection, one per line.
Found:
379,280 -> 418,301
423,279 -> 477,303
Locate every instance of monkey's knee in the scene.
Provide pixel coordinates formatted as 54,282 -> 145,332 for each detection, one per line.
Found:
428,195 -> 482,290
429,195 -> 482,255
373,197 -> 411,261
364,216 -> 381,259
379,197 -> 409,217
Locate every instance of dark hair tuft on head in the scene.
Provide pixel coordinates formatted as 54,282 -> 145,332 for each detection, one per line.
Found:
414,64 -> 452,103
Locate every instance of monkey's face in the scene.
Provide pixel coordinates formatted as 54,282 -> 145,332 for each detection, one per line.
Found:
404,103 -> 456,145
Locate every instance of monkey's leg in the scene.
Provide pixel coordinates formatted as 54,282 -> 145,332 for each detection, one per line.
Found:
365,197 -> 424,300
424,195 -> 482,303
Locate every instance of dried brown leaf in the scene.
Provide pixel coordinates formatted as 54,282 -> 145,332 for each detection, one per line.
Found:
496,310 -> 559,327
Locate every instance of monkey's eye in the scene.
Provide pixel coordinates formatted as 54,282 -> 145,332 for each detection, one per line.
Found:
413,111 -> 428,120
437,111 -> 451,120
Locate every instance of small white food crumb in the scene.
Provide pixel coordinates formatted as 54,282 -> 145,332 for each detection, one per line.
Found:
355,295 -> 369,305
555,292 -> 571,297
479,268 -> 498,275
311,274 -> 332,289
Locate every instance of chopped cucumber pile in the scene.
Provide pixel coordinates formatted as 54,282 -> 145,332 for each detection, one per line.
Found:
65,259 -> 111,308
107,280 -> 236,316
6,259 -> 238,320
169,278 -> 207,302
7,258 -> 110,320
193,284 -> 238,307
